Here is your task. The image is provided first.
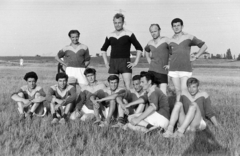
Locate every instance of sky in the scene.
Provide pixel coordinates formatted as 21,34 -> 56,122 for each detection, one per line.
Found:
0,0 -> 240,57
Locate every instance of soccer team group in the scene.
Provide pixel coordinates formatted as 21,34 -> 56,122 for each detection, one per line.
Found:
11,13 -> 219,138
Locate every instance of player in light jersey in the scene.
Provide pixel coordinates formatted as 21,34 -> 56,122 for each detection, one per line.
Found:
55,30 -> 90,88
163,77 -> 219,138
70,68 -> 107,122
145,24 -> 170,95
11,72 -> 46,121
46,73 -> 77,124
101,13 -> 143,89
168,18 -> 208,101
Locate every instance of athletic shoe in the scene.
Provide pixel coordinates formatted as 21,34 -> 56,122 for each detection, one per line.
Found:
59,118 -> 66,125
51,118 -> 59,124
145,126 -> 163,134
163,130 -> 174,138
111,122 -> 124,128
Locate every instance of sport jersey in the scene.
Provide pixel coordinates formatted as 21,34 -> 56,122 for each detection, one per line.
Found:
101,29 -> 143,58
76,82 -> 106,110
168,32 -> 205,72
46,84 -> 76,106
13,85 -> 46,100
140,86 -> 170,120
145,37 -> 170,74
58,43 -> 90,68
180,91 -> 215,120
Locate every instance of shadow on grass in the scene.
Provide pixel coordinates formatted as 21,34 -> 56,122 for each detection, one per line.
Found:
182,127 -> 230,156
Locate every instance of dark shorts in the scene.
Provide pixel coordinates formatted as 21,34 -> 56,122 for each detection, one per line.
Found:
109,58 -> 132,74
148,70 -> 168,84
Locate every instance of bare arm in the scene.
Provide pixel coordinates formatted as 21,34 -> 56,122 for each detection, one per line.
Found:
31,96 -> 45,103
84,61 -> 90,68
102,52 -> 109,69
145,51 -> 151,64
55,55 -> 67,67
96,93 -> 118,102
134,104 -> 145,114
125,98 -> 145,108
191,44 -> 208,61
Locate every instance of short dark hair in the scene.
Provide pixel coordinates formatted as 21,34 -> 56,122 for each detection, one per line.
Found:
56,73 -> 68,81
68,30 -> 80,37
84,68 -> 96,76
171,18 -> 183,27
187,77 -> 200,87
24,71 -> 38,81
149,24 -> 161,31
140,72 -> 154,85
113,13 -> 125,22
132,75 -> 141,81
107,75 -> 119,83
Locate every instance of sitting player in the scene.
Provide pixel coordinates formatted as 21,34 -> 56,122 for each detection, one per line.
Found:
92,75 -> 124,127
163,77 -> 219,138
11,71 -> 46,120
123,72 -> 170,132
46,73 -> 77,124
70,68 -> 106,122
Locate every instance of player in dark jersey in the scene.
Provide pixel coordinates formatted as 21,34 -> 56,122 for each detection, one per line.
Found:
101,13 -> 143,89
11,72 -> 46,121
168,18 -> 208,101
46,73 -> 77,124
163,77 -> 219,138
145,24 -> 170,95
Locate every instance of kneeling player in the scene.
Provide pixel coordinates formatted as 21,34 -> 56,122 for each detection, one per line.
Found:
123,72 -> 170,132
11,72 -> 46,120
70,68 -> 106,121
163,77 -> 219,138
46,73 -> 76,124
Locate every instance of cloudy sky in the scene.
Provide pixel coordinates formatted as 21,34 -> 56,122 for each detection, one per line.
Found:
0,0 -> 240,57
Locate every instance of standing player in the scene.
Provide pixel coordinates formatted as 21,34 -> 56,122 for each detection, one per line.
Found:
46,73 -> 77,124
163,77 -> 219,138
11,72 -> 46,120
123,72 -> 170,132
101,13 -> 143,89
55,30 -> 90,87
168,18 -> 207,101
70,68 -> 107,122
145,24 -> 170,95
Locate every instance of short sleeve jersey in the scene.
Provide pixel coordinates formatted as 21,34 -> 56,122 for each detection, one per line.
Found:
140,87 -> 170,120
145,37 -> 170,74
58,43 -> 90,68
13,85 -> 46,100
180,91 -> 215,120
101,29 -> 143,58
168,32 -> 205,72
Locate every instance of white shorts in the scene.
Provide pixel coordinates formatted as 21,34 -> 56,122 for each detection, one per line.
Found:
66,67 -> 88,85
82,105 -> 94,114
168,71 -> 192,78
144,112 -> 169,129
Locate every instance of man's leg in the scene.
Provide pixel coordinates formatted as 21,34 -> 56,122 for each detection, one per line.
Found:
27,92 -> 42,119
16,92 -> 25,115
99,100 -> 116,127
171,77 -> 181,101
126,113 -> 147,132
122,73 -> 132,90
111,97 -> 125,127
80,105 -> 95,121
159,83 -> 167,95
50,102 -> 59,124
59,103 -> 73,124
174,102 -> 202,137
163,101 -> 186,137
180,76 -> 189,94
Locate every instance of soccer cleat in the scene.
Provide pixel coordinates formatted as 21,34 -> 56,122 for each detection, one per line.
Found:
51,118 -> 59,124
163,130 -> 174,138
59,118 -> 66,125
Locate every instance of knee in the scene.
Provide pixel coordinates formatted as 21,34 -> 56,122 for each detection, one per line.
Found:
34,92 -> 41,98
189,104 -> 197,111
174,101 -> 183,108
110,100 -> 116,106
18,92 -> 24,98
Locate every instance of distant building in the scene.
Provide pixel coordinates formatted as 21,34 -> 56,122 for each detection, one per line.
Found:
192,51 -> 210,59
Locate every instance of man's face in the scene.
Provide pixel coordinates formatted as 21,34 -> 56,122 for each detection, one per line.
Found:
58,78 -> 67,89
86,73 -> 96,84
133,79 -> 142,92
150,25 -> 160,39
113,17 -> 124,31
140,77 -> 151,91
188,83 -> 199,96
172,22 -> 183,34
27,78 -> 36,90
109,79 -> 119,91
70,33 -> 79,44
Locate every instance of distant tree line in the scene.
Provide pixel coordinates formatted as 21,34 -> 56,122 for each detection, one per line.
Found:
210,48 -> 240,60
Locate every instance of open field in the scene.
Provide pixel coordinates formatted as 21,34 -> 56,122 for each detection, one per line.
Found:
0,65 -> 240,156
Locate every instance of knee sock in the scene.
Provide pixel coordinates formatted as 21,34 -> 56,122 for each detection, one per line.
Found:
146,124 -> 154,129
62,113 -> 67,119
52,113 -> 57,119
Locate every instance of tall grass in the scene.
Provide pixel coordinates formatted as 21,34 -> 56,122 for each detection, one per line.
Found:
0,66 -> 239,156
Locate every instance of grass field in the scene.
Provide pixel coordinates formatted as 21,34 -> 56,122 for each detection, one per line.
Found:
0,64 -> 240,156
